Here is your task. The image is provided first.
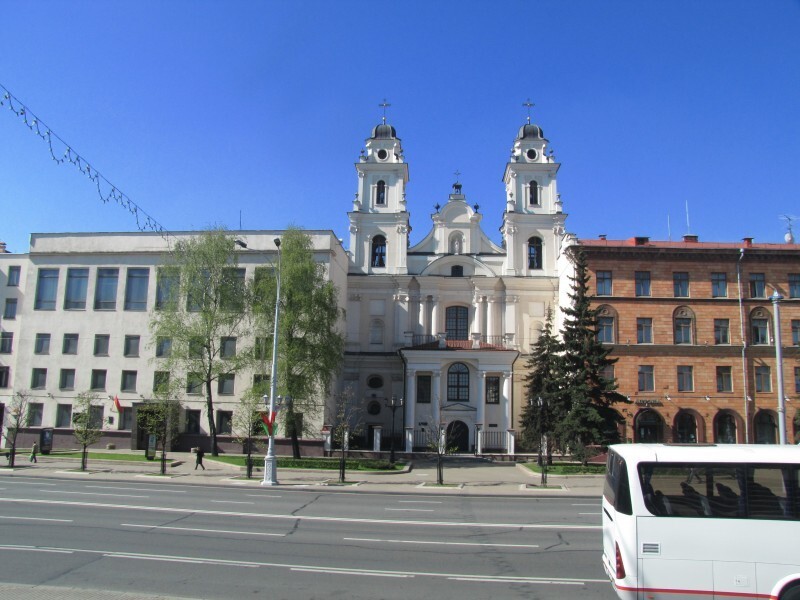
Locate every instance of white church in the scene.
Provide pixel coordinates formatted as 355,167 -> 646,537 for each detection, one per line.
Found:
0,114 -> 574,455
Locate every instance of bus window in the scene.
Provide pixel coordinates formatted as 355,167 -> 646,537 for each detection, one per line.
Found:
604,451 -> 632,515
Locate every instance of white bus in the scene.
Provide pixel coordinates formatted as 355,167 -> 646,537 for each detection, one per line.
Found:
602,444 -> 800,600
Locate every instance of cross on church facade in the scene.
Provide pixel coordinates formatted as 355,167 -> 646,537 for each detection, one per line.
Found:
523,98 -> 535,124
379,99 -> 391,124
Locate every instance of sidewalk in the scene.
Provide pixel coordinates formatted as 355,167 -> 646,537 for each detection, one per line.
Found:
1,452 -> 605,498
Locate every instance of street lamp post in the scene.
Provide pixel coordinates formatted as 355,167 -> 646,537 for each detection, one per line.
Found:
529,396 -> 547,486
386,395 -> 404,464
262,237 -> 283,485
770,291 -> 788,445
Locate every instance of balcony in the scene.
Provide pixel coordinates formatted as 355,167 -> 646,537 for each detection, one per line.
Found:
404,333 -> 514,350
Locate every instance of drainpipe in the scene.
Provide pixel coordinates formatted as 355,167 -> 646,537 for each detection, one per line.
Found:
737,248 -> 750,443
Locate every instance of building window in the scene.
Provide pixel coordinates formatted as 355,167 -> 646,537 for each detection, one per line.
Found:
635,271 -> 651,297
217,410 -> 233,435
124,335 -> 140,357
7,265 -> 21,286
715,411 -> 737,444
790,274 -> 800,298
90,369 -> 107,391
673,272 -> 689,297
716,366 -> 733,393
638,365 -> 655,392
527,237 -> 543,269
253,374 -> 269,391
186,410 -> 201,434
674,411 -> 697,443
121,370 -> 137,392
445,306 -> 469,341
749,273 -> 766,298
34,333 -> 51,355
416,374 -> 431,404
186,373 -> 203,395
711,272 -> 727,298
369,319 -> 384,345
636,318 -> 653,344
27,403 -> 43,427
59,368 -> 76,391
94,334 -> 110,356
61,333 -> 79,355
0,332 -> 13,353
124,268 -> 150,311
447,362 -> 470,402
0,366 -> 9,388
754,411 -> 777,444
795,367 -> 800,394
596,271 -> 612,296
714,319 -> 730,345
155,267 -> 179,310
677,366 -> 694,392
597,316 -> 615,343
189,337 -> 204,359
88,405 -> 104,428
755,365 -> 771,393
220,337 -> 237,358
153,371 -> 170,393
218,374 -> 235,395
56,404 -> 72,428
64,268 -> 89,309
450,265 -> 464,277
751,317 -> 769,345
371,235 -> 386,268
367,375 -> 383,389
119,407 -> 133,430
34,268 -> 59,310
528,180 -> 539,206
792,320 -> 800,346
674,317 -> 692,344
3,298 -> 17,319
485,376 -> 500,404
31,368 -> 47,389
375,180 -> 386,205
94,268 -> 119,310
155,336 -> 172,358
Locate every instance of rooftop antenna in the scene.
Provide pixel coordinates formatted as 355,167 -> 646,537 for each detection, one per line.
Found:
781,214 -> 797,243
685,199 -> 691,235
522,98 -> 535,124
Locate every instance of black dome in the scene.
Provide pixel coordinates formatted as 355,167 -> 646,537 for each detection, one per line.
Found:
516,123 -> 544,140
371,123 -> 398,139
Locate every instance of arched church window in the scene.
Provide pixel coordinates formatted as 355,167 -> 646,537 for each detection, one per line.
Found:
528,237 -> 543,269
447,362 -> 470,402
371,235 -> 386,268
529,181 -> 539,206
445,306 -> 468,341
376,180 -> 386,205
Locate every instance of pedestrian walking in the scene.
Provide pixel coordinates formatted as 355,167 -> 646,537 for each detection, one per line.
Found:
195,447 -> 205,470
30,442 -> 38,463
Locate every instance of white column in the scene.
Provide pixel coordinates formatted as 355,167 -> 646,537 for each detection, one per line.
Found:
405,369 -> 416,452
373,426 -> 382,452
394,291 -> 408,347
476,371 -> 486,427
502,371 -> 513,431
504,295 -> 518,345
487,297 -> 496,340
469,293 -> 481,337
431,297 -> 440,336
432,371 -> 441,426
420,295 -> 430,336
506,429 -> 516,455
476,426 -> 484,455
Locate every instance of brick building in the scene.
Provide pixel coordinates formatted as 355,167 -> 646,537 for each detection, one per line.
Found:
575,235 -> 800,445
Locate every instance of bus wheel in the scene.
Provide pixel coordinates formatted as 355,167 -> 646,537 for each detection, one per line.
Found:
781,583 -> 800,600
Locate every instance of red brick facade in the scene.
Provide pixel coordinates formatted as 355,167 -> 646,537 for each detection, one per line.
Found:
578,236 -> 800,444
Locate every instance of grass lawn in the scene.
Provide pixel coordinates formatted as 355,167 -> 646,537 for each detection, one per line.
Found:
524,462 -> 606,475
209,455 -> 402,471
47,451 -> 157,462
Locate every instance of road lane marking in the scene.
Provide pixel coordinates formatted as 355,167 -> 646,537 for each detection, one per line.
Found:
292,567 -> 411,578
571,503 -> 597,506
385,508 -> 435,512
86,485 -> 186,494
121,523 -> 284,537
0,544 -> 607,585
0,480 -> 57,486
0,498 -> 601,530
397,500 -> 441,504
210,500 -> 254,505
0,516 -> 73,523
579,512 -> 600,516
40,490 -> 148,499
344,537 -> 539,549
246,494 -> 282,498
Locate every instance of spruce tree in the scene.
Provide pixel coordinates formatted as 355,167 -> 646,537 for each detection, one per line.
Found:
559,248 -> 628,462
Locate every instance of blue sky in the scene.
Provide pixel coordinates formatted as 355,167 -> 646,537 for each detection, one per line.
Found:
1,1 -> 799,254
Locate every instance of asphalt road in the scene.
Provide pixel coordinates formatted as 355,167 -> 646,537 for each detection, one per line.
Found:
0,474 -> 616,600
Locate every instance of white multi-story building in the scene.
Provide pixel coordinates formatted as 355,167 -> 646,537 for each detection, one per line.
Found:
1,115 -> 573,454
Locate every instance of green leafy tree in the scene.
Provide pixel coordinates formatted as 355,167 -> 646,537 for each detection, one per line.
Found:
521,307 -> 566,469
232,388 -> 267,479
136,385 -> 183,475
559,248 -> 628,463
72,392 -> 103,471
150,228 -> 251,456
1,390 -> 29,468
253,227 -> 345,459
